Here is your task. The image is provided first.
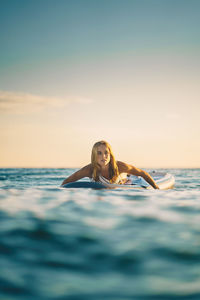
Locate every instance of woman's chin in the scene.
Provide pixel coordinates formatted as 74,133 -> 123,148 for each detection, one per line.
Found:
101,162 -> 109,167
98,162 -> 106,168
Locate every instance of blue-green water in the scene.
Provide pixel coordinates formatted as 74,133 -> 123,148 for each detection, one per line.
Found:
0,168 -> 200,300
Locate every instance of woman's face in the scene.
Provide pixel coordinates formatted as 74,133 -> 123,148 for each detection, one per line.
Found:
96,144 -> 110,168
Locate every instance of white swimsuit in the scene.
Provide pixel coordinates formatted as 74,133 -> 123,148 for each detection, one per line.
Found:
98,175 -> 121,185
93,173 -> 130,185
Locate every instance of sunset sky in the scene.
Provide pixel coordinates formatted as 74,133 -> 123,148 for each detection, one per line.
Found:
0,0 -> 200,168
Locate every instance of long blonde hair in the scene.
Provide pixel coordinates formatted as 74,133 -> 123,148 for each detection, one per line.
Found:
91,140 -> 119,183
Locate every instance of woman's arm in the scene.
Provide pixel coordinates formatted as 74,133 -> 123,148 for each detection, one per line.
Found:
61,164 -> 92,186
117,161 -> 159,189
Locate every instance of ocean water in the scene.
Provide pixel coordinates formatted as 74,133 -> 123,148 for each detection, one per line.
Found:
0,168 -> 200,300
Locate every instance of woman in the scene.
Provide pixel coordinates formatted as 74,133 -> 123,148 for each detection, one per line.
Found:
61,140 -> 159,189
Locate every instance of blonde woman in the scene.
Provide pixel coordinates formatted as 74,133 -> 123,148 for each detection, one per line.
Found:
61,141 -> 159,189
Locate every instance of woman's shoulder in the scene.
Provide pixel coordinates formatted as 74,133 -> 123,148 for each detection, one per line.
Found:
117,161 -> 132,173
117,161 -> 128,168
80,163 -> 93,177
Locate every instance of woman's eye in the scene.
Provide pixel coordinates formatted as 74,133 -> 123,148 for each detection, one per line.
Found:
97,151 -> 102,155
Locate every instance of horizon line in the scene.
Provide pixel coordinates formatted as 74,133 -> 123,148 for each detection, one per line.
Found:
0,166 -> 199,169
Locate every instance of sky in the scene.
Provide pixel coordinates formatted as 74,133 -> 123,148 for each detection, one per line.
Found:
0,0 -> 200,168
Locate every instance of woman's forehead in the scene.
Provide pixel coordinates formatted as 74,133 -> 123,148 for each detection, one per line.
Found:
97,144 -> 109,151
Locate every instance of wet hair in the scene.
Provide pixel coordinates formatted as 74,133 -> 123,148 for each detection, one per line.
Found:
91,140 -> 119,183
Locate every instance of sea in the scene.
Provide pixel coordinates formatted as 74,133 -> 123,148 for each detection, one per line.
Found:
0,168 -> 200,300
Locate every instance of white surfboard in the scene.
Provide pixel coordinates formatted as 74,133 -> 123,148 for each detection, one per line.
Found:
62,172 -> 175,190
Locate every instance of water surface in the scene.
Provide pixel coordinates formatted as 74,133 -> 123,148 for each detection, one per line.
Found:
0,168 -> 200,299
